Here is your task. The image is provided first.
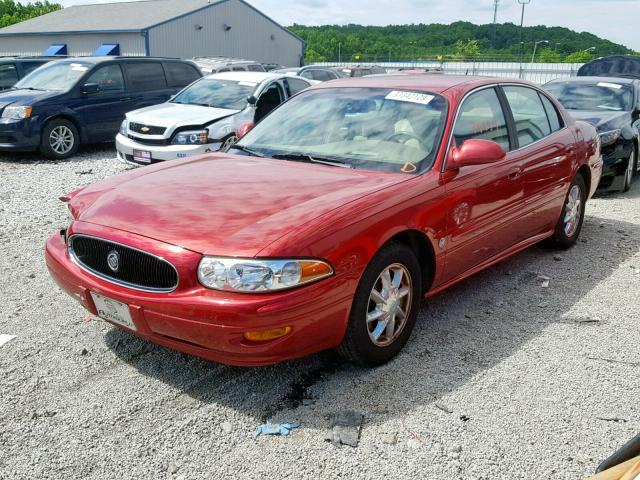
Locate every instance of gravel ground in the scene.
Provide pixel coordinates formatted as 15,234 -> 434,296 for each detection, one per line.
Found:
0,145 -> 638,480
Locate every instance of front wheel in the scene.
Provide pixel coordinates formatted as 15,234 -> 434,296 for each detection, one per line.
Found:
622,143 -> 637,192
547,173 -> 586,250
337,243 -> 422,367
40,118 -> 79,160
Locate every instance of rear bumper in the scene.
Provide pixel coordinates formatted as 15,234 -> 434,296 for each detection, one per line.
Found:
0,117 -> 40,151
116,133 -> 222,166
45,226 -> 353,366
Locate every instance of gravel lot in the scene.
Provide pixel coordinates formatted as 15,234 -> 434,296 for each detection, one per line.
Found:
0,145 -> 638,480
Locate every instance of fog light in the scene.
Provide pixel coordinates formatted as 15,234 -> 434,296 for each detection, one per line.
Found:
243,326 -> 292,342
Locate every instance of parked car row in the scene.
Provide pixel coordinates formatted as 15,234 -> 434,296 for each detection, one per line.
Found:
46,73 -> 603,367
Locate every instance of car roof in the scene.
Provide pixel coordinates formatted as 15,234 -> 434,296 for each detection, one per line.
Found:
311,74 -> 519,94
47,56 -> 187,65
205,71 -> 282,82
547,76 -> 636,85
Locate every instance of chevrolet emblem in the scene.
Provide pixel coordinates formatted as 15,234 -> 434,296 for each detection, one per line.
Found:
140,126 -> 150,133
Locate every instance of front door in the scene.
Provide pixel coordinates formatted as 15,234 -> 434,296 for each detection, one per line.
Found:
441,87 -> 525,283
72,64 -> 134,141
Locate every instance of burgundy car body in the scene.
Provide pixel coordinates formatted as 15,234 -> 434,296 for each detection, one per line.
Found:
45,75 -> 602,366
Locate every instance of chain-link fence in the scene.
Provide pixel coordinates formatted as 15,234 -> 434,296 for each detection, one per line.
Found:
312,61 -> 585,84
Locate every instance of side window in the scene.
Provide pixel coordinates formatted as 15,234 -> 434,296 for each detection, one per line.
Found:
232,66 -> 246,72
453,88 -> 510,151
0,63 -> 18,89
217,67 -> 231,73
311,70 -> 331,81
247,64 -> 265,72
85,64 -> 125,92
124,62 -> 167,91
539,93 -> 563,132
255,82 -> 284,122
285,78 -> 310,96
21,61 -> 47,76
165,62 -> 200,88
503,86 -> 551,148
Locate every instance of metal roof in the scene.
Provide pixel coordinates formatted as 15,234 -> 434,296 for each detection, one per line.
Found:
0,0 -> 291,36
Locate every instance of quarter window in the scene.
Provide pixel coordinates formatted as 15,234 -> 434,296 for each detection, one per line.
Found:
0,63 -> 18,89
539,94 -> 563,132
85,64 -> 125,92
503,86 -> 551,148
124,62 -> 167,91
165,62 -> 200,88
453,88 -> 510,151
285,78 -> 310,96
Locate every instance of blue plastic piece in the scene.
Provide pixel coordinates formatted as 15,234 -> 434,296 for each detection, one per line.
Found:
252,420 -> 300,439
42,44 -> 67,56
92,44 -> 120,56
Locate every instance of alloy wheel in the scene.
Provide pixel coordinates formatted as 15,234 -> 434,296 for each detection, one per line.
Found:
366,263 -> 413,347
49,126 -> 75,155
563,184 -> 582,237
625,153 -> 634,186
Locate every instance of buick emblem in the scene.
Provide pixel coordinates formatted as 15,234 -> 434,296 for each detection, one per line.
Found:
107,250 -> 120,272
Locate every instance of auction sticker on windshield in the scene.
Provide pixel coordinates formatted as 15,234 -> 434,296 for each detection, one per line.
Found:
386,91 -> 434,105
90,292 -> 136,331
597,82 -> 622,90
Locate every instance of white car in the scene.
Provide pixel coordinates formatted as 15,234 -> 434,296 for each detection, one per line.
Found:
116,71 -> 313,166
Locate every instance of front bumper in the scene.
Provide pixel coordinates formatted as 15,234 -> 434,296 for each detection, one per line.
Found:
597,141 -> 634,191
0,117 -> 41,151
116,133 -> 222,166
45,224 -> 353,366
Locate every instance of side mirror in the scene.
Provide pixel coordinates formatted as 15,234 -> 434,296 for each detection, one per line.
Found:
448,139 -> 506,170
81,83 -> 101,95
247,95 -> 257,106
236,122 -> 254,139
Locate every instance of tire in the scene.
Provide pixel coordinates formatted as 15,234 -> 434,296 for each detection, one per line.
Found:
40,118 -> 79,160
337,243 -> 422,367
547,173 -> 587,250
622,143 -> 637,192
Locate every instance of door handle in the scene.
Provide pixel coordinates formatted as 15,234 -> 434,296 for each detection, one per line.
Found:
508,168 -> 522,180
119,97 -> 132,102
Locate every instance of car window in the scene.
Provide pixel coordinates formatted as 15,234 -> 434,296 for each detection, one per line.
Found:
21,61 -> 47,76
453,87 -> 510,151
503,86 -> 551,148
539,94 -> 563,132
0,63 -> 18,89
86,64 -> 125,92
247,64 -> 265,72
165,62 -> 200,88
217,68 -> 231,73
285,78 -> 310,96
124,62 -> 167,91
232,66 -> 246,72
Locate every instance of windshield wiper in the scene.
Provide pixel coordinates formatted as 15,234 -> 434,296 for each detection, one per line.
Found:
229,144 -> 265,157
271,153 -> 353,169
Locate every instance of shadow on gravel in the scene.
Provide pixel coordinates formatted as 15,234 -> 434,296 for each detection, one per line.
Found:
0,143 -> 116,165
104,213 -> 640,428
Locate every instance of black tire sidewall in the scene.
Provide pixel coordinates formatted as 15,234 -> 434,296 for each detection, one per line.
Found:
339,243 -> 422,366
40,119 -> 79,160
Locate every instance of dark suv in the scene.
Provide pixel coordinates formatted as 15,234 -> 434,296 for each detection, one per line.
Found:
0,57 -> 54,91
0,56 -> 202,159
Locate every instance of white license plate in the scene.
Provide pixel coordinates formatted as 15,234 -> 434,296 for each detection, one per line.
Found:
133,149 -> 151,164
90,292 -> 136,331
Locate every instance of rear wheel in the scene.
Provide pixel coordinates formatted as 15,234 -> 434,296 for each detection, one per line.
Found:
40,118 -> 79,160
622,143 -> 637,192
337,243 -> 422,367
547,173 -> 586,250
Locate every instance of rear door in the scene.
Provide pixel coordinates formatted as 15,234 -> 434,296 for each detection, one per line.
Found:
500,85 -> 574,238
123,61 -> 175,110
71,63 -> 132,141
441,86 -> 525,282
164,61 -> 201,90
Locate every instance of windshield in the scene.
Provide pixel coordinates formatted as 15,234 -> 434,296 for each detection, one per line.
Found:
171,78 -> 256,110
14,61 -> 91,91
236,87 -> 448,173
545,81 -> 634,111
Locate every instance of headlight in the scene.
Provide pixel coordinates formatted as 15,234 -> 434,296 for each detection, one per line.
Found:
2,106 -> 32,120
119,119 -> 128,136
599,129 -> 622,146
171,130 -> 209,145
198,257 -> 333,292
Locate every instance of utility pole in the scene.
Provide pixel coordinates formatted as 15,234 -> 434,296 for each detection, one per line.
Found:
493,0 -> 500,23
517,0 -> 531,78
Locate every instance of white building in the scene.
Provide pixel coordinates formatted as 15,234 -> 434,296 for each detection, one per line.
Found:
0,0 -> 305,66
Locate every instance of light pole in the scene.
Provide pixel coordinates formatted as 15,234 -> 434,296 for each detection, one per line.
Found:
517,0 -> 531,78
338,42 -> 341,63
531,40 -> 548,63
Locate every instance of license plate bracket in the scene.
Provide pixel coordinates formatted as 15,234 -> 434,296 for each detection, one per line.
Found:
133,149 -> 152,164
90,292 -> 136,331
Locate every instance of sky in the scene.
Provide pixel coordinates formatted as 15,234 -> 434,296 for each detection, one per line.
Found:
59,0 -> 640,51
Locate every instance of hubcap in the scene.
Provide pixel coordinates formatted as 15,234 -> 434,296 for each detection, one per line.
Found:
50,126 -> 74,155
563,185 -> 582,237
626,153 -> 634,185
366,263 -> 412,347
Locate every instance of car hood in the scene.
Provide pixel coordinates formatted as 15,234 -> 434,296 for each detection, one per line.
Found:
69,154 -> 408,257
565,110 -> 630,131
0,89 -> 59,109
126,103 -> 240,129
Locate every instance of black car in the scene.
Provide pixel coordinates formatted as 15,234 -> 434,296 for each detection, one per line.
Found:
0,56 -> 201,159
0,57 -> 55,91
545,76 -> 640,192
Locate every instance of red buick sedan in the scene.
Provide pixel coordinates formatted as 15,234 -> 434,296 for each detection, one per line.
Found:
45,75 -> 602,367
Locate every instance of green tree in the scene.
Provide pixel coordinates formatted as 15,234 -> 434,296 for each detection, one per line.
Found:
565,50 -> 594,63
0,1 -> 61,29
537,48 -> 562,63
454,39 -> 480,60
304,48 -> 326,63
